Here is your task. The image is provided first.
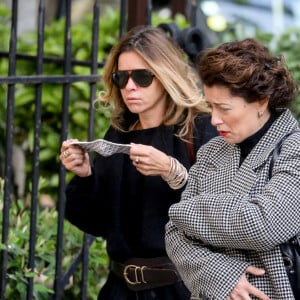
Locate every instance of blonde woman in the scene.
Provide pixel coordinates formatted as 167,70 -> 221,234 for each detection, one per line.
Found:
60,25 -> 217,300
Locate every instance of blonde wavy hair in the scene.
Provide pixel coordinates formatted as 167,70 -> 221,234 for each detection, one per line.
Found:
97,25 -> 210,139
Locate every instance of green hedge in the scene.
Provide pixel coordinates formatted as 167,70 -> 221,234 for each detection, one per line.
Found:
0,179 -> 109,299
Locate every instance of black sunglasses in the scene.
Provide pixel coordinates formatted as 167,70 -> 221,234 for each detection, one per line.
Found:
112,69 -> 155,89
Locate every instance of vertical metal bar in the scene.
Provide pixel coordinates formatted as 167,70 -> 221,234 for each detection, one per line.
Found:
55,0 -> 66,19
119,0 -> 127,37
79,2 -> 101,298
0,0 -> 18,299
146,0 -> 152,25
81,234 -> 94,300
53,0 -> 72,298
88,0 -> 100,140
26,0 -> 45,298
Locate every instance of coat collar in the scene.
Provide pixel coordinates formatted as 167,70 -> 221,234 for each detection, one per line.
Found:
244,109 -> 298,169
209,109 -> 299,171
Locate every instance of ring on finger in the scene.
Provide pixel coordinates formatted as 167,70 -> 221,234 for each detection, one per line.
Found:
135,156 -> 139,164
63,150 -> 70,158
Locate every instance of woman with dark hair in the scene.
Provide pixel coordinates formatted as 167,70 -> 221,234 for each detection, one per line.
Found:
59,25 -> 217,300
166,38 -> 300,300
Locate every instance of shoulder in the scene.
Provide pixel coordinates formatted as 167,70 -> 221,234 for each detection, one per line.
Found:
268,109 -> 300,157
280,130 -> 300,156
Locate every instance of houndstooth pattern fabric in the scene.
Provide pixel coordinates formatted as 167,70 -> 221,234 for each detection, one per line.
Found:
166,109 -> 300,299
71,139 -> 131,157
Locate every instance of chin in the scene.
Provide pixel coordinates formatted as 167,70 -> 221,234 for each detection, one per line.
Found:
126,105 -> 143,114
224,136 -> 238,144
128,109 -> 142,115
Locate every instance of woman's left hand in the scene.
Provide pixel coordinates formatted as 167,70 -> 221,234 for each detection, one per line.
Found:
227,266 -> 270,300
130,143 -> 170,177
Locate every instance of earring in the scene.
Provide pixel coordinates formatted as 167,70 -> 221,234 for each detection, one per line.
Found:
258,111 -> 264,118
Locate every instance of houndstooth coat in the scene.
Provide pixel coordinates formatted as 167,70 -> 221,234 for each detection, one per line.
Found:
165,109 -> 300,300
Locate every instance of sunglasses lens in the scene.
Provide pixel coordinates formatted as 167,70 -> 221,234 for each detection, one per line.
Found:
112,71 -> 129,89
131,70 -> 154,87
112,69 -> 154,89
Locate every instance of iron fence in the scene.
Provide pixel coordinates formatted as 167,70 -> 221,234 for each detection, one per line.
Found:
0,0 -> 126,299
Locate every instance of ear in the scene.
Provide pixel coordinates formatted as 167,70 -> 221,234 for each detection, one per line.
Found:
258,97 -> 269,112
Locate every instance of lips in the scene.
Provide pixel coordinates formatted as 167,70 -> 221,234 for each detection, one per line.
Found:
126,97 -> 141,103
218,131 -> 228,137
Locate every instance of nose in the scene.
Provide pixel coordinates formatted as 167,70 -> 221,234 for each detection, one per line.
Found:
124,76 -> 137,90
211,109 -> 223,127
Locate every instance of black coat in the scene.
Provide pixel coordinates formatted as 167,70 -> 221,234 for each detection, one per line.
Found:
65,114 -> 218,300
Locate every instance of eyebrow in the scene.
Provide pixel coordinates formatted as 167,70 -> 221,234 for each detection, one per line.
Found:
205,100 -> 231,106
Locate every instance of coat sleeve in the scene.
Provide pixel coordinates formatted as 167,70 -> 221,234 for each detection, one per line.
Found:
64,169 -> 107,237
165,142 -> 249,298
165,218 -> 249,299
167,133 -> 300,252
64,127 -> 117,237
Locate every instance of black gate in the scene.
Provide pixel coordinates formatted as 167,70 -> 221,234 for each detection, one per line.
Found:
0,1 -> 133,298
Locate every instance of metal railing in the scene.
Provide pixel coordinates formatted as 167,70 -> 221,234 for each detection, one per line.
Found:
0,0 -> 123,299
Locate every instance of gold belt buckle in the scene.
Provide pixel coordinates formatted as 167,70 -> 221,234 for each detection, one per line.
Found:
123,264 -> 147,285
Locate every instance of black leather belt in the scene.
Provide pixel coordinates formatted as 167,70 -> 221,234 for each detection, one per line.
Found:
110,256 -> 181,291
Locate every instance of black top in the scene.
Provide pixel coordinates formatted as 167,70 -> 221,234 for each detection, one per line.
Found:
238,112 -> 278,165
64,114 -> 218,299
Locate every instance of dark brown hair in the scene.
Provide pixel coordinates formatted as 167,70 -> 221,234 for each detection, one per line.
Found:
197,38 -> 298,112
